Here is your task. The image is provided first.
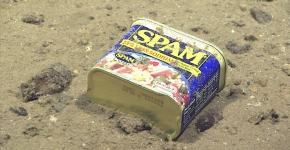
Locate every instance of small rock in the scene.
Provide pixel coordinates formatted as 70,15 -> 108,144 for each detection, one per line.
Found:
117,25 -> 127,31
42,41 -> 50,47
190,26 -> 209,34
233,79 -> 242,85
282,64 -> 290,76
20,63 -> 72,102
117,116 -> 151,134
88,16 -> 94,20
250,7 -> 272,24
248,109 -> 279,124
23,126 -> 39,137
225,41 -> 251,54
195,112 -> 223,132
227,59 -> 236,68
227,87 -> 244,99
9,107 -> 28,116
244,35 -> 258,42
22,12 -> 44,25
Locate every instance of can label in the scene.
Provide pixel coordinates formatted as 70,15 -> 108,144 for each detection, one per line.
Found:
94,25 -> 221,132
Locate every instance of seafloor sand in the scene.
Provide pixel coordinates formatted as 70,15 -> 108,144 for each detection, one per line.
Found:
1,0 -> 289,149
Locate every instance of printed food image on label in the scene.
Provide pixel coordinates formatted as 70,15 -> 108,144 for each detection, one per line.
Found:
96,52 -> 190,108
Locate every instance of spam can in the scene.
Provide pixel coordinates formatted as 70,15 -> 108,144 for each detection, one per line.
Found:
87,18 -> 227,139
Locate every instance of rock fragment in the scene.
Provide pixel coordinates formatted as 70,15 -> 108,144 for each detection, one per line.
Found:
244,35 -> 258,42
282,64 -> 290,76
225,41 -> 251,54
21,63 -> 72,102
117,116 -> 152,134
250,7 -> 272,24
248,109 -> 279,124
22,12 -> 44,25
227,87 -> 244,99
9,107 -> 28,116
23,126 -> 39,137
227,59 -> 236,68
195,112 -> 223,132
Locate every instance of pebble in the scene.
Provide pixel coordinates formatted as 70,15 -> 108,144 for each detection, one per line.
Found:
227,59 -> 236,68
23,126 -> 39,137
225,41 -> 251,54
20,63 -> 72,102
233,79 -> 241,85
282,64 -> 290,76
248,109 -> 279,124
250,7 -> 272,24
21,12 -> 44,25
244,35 -> 258,42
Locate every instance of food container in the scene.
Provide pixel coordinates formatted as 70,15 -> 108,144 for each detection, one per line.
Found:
87,18 -> 227,139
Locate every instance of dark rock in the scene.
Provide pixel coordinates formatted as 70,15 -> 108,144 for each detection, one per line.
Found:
117,116 -> 152,134
88,16 -> 95,20
20,63 -> 72,102
225,41 -> 251,54
9,107 -> 28,116
117,25 -> 127,31
227,59 -> 236,68
23,126 -> 39,137
190,26 -> 209,34
244,35 -> 258,42
195,112 -> 223,132
3,134 -> 10,140
250,7 -> 272,24
22,12 -> 44,25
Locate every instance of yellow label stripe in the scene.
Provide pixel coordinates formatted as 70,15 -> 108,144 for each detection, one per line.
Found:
120,39 -> 201,77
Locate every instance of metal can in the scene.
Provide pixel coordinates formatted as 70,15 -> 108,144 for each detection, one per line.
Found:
87,18 -> 227,139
